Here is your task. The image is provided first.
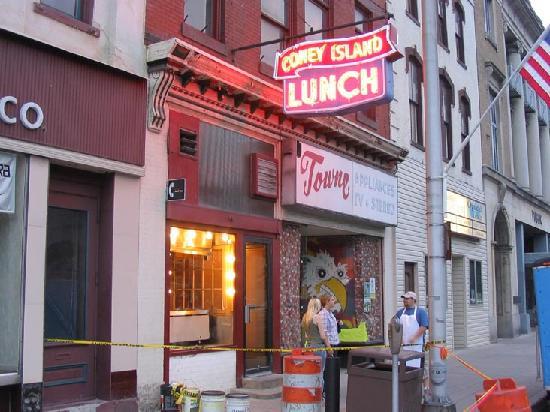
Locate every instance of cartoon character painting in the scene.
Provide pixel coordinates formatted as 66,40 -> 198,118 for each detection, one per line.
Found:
302,250 -> 350,313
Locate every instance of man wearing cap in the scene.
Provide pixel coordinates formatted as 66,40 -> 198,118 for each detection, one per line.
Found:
395,291 -> 429,368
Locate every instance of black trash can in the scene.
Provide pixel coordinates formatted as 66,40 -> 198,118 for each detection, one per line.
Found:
346,347 -> 424,412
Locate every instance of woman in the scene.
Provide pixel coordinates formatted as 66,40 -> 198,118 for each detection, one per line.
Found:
319,295 -> 340,348
301,298 -> 332,379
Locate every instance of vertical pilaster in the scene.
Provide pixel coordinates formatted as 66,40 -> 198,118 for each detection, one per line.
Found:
539,125 -> 550,202
515,222 -> 529,335
526,112 -> 543,197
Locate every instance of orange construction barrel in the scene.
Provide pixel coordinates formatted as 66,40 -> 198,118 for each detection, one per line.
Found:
282,349 -> 323,411
475,378 -> 531,412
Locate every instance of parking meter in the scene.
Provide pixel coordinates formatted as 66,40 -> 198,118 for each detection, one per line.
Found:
388,316 -> 403,354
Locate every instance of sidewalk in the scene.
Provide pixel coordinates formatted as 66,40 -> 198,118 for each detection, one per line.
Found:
249,332 -> 546,411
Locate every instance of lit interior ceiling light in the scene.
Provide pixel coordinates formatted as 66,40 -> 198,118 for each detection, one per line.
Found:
225,271 -> 236,280
226,254 -> 236,264
170,227 -> 180,247
226,287 -> 235,297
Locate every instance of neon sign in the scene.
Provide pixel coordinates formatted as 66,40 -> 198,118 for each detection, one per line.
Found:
274,25 -> 401,115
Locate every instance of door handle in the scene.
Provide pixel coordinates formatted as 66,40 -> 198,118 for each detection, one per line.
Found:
245,304 -> 265,324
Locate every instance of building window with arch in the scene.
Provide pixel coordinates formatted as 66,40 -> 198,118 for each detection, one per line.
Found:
184,0 -> 224,41
440,77 -> 453,161
459,96 -> 470,172
409,57 -> 423,147
304,0 -> 328,41
261,0 -> 288,66
484,0 -> 494,41
489,89 -> 501,171
455,3 -> 465,64
437,0 -> 448,48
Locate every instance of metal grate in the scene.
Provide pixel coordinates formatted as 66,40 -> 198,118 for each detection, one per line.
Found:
180,129 -> 198,156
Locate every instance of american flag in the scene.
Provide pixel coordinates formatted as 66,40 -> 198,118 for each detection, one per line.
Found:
519,26 -> 550,106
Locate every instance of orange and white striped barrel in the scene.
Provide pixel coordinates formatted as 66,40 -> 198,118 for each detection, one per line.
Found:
282,349 -> 322,412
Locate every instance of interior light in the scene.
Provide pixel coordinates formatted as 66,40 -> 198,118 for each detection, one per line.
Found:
226,254 -> 236,264
226,271 -> 236,280
168,270 -> 172,276
168,289 -> 172,294
226,287 -> 235,297
206,231 -> 213,240
221,233 -> 229,242
170,227 -> 179,247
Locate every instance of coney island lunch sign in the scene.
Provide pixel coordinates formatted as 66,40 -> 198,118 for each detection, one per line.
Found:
274,25 -> 401,115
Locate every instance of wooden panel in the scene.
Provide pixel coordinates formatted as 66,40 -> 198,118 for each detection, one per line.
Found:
0,31 -> 146,166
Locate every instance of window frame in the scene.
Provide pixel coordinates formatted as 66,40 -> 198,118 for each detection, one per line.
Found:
406,0 -> 419,23
440,76 -> 453,161
409,56 -> 424,148
355,2 -> 376,126
469,260 -> 483,305
33,0 -> 99,37
181,0 -> 226,54
260,0 -> 289,69
437,0 -> 449,49
404,262 -> 417,293
304,0 -> 329,41
484,0 -> 494,40
459,96 -> 471,173
454,3 -> 465,65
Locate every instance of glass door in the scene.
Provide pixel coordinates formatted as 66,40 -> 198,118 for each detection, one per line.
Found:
244,240 -> 272,375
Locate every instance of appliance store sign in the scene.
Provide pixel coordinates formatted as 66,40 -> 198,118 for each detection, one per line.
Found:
294,142 -> 397,225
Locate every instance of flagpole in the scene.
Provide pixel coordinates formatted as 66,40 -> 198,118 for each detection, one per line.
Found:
444,24 -> 550,175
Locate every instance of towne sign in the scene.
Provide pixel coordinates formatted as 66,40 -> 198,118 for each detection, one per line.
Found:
274,25 -> 401,115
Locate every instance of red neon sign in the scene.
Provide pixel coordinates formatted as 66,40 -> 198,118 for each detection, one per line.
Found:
274,25 -> 401,115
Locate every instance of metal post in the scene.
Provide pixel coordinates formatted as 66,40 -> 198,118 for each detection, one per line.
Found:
421,1 -> 455,410
392,354 -> 399,412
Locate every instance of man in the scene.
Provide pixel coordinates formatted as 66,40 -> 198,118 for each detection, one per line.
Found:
395,291 -> 429,368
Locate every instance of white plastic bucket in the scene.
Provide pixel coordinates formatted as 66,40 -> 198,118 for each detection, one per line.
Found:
225,393 -> 250,412
183,388 -> 200,412
200,390 -> 225,412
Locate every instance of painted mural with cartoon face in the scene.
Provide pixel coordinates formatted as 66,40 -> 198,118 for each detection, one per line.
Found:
302,251 -> 350,313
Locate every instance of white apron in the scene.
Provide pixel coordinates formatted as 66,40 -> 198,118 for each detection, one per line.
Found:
400,307 -> 423,368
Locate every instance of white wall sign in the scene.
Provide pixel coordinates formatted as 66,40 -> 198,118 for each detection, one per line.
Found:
0,152 -> 16,213
292,142 -> 397,225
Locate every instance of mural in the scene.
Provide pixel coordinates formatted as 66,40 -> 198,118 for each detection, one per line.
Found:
300,236 -> 356,323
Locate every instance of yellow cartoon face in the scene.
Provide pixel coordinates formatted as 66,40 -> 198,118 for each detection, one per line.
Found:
302,251 -> 349,313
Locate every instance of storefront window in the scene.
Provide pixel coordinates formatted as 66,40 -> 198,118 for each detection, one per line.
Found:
169,227 -> 235,346
0,153 -> 27,376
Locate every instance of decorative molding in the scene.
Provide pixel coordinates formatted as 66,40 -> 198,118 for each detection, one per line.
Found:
148,69 -> 175,132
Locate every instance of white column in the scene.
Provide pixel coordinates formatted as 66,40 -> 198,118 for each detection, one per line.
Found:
508,49 -> 530,189
540,124 -> 550,203
526,112 -> 543,197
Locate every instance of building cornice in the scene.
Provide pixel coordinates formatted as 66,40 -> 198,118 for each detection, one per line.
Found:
146,38 -> 408,171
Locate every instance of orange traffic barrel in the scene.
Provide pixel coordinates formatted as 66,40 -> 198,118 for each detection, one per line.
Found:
282,349 -> 323,411
475,378 -> 531,412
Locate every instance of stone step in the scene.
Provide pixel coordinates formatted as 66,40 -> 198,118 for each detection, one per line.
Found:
242,373 -> 283,390
230,386 -> 282,400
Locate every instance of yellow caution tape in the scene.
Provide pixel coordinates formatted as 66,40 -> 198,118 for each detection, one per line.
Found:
45,338 -> 445,353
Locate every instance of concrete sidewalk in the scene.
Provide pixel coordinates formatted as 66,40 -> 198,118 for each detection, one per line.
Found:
249,332 -> 546,411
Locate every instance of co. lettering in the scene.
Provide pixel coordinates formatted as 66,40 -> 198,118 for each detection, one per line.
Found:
0,96 -> 44,130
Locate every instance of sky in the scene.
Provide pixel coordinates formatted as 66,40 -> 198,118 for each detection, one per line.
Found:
531,0 -> 550,27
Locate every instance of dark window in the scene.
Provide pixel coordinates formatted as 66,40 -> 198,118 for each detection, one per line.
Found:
404,262 -> 417,293
490,90 -> 501,171
484,0 -> 494,39
355,4 -> 376,124
437,0 -> 448,48
261,0 -> 288,65
184,0 -> 224,41
440,77 -> 453,161
305,0 -> 328,41
407,0 -> 419,21
355,3 -> 373,34
469,260 -> 483,304
409,57 -> 423,146
455,4 -> 465,64
460,97 -> 470,172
